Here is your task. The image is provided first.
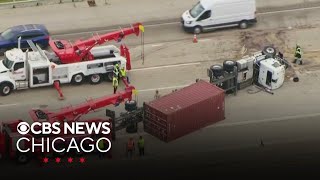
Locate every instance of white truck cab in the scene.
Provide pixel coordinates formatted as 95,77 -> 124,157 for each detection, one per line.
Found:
0,41 -> 127,96
181,0 -> 257,34
258,58 -> 285,90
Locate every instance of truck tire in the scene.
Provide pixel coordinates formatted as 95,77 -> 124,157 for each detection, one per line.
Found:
89,74 -> 102,85
16,153 -> 31,164
262,46 -> 277,58
223,60 -> 236,73
193,26 -> 202,34
72,73 -> 84,85
210,64 -> 223,78
239,20 -> 249,29
125,100 -> 137,112
126,122 -> 138,134
0,83 -> 13,96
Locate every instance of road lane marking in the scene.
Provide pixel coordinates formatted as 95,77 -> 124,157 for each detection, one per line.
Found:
130,62 -> 201,72
258,6 -> 320,15
198,39 -> 211,42
53,5 -> 320,37
138,84 -> 191,92
0,103 -> 18,107
211,112 -> 320,128
151,43 -> 164,47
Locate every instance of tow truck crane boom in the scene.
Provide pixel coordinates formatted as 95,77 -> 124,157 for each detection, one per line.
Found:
29,78 -> 135,123
49,22 -> 144,64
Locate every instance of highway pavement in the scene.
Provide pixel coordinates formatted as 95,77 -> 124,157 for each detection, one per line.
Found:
1,1 -> 320,176
1,0 -> 320,33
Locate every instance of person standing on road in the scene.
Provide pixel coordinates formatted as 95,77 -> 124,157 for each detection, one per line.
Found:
293,45 -> 303,65
113,63 -> 120,80
113,75 -> 118,94
98,138 -> 105,159
137,136 -> 145,157
126,137 -> 135,159
120,66 -> 130,84
154,90 -> 161,99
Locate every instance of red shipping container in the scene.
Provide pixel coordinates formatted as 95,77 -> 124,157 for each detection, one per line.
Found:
143,80 -> 225,142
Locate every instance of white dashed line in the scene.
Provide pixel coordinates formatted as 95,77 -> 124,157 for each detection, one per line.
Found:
131,62 -> 201,72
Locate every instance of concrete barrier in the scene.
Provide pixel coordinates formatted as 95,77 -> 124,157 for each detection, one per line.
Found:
0,0 -> 39,9
0,0 -> 84,9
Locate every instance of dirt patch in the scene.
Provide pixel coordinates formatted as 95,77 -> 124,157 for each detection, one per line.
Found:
238,28 -> 320,79
239,29 -> 287,54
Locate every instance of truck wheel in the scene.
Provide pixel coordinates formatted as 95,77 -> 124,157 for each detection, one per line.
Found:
262,46 -> 277,58
72,73 -> 84,85
239,20 -> 248,29
210,64 -> 223,78
89,74 -> 102,85
126,122 -> 138,134
105,72 -> 113,82
125,100 -> 137,112
223,60 -> 236,73
193,26 -> 202,34
0,83 -> 12,96
16,153 -> 30,164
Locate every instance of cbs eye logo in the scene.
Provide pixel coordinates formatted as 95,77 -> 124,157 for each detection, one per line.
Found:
17,122 -> 30,135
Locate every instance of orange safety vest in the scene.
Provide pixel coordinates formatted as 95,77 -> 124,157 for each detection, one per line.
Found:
127,140 -> 134,150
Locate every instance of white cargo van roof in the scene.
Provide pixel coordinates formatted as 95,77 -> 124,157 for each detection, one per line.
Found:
200,0 -> 251,8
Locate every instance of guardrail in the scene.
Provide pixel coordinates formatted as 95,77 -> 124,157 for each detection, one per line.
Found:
0,0 -> 84,9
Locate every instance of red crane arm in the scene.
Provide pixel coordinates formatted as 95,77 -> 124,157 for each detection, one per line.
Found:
29,80 -> 136,124
49,22 -> 143,64
74,22 -> 142,48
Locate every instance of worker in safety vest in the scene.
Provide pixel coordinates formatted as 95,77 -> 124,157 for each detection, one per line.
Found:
113,63 -> 120,80
137,136 -> 145,157
293,45 -> 303,65
98,138 -> 105,159
113,76 -> 118,94
126,137 -> 135,159
120,67 -> 130,83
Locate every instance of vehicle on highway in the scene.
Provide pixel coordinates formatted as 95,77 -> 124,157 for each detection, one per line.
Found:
0,40 -> 130,96
0,24 -> 50,55
181,0 -> 257,34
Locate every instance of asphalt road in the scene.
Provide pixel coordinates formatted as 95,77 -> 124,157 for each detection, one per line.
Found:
1,4 -> 320,175
51,4 -> 320,46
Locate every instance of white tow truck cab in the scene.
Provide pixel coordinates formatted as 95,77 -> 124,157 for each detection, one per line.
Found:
0,40 -> 127,96
181,0 -> 257,34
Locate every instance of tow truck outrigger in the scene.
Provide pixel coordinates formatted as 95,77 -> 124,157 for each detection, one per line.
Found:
0,77 -> 143,164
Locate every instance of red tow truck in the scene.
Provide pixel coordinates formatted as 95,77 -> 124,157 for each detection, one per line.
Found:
46,22 -> 144,68
0,77 -> 140,164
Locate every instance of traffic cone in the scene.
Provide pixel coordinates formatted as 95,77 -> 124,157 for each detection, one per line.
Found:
193,34 -> 198,43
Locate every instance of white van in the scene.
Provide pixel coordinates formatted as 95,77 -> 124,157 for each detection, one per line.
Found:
181,0 -> 257,34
